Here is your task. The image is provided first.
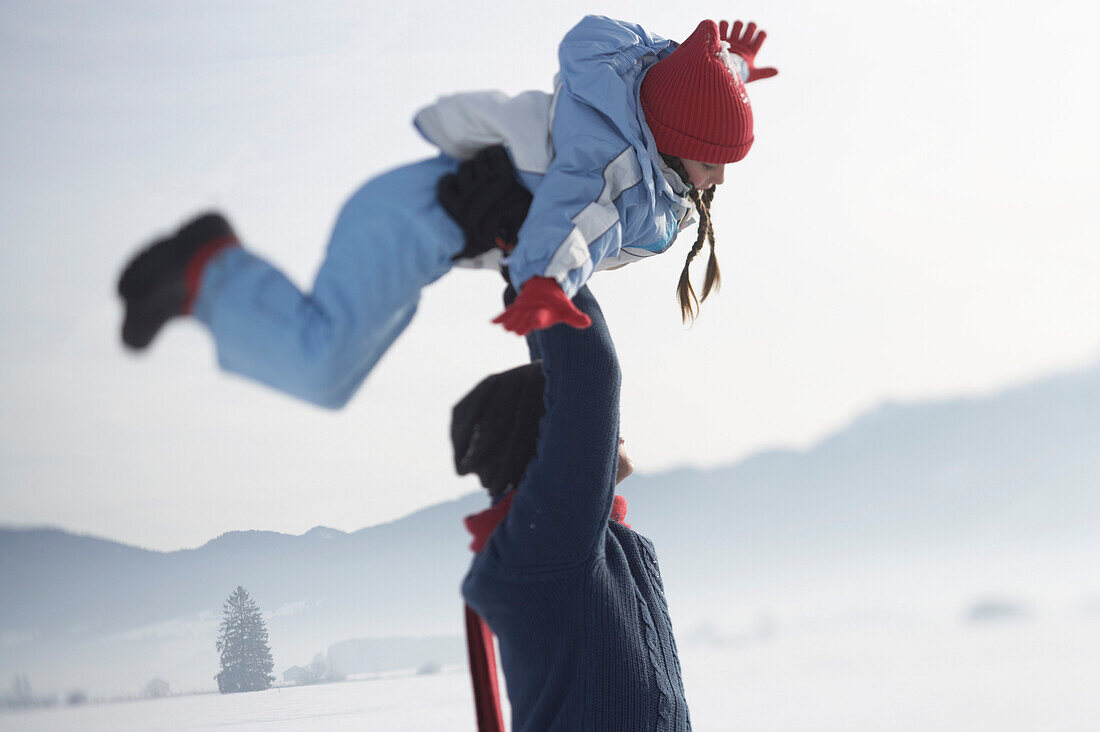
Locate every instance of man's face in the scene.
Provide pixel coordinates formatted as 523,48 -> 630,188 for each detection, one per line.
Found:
616,438 -> 634,485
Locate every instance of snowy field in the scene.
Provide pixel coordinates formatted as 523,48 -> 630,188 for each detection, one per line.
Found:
4,615 -> 1098,731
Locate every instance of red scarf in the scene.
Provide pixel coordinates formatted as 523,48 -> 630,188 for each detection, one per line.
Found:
462,493 -> 629,731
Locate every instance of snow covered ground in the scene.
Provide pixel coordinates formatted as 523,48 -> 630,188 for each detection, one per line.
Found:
5,613 -> 1098,731
1,667 -> 478,731
682,615 -> 1100,731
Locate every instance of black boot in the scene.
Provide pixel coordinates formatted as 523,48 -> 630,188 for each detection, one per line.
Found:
118,212 -> 237,350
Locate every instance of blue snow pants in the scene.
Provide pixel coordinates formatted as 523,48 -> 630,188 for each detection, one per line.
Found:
193,155 -> 465,408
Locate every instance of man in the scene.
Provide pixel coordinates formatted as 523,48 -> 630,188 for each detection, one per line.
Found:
453,286 -> 690,730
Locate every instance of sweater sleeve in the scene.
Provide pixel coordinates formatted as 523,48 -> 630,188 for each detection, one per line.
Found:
486,286 -> 620,568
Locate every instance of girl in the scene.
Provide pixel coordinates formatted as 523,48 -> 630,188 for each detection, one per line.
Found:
118,17 -> 777,407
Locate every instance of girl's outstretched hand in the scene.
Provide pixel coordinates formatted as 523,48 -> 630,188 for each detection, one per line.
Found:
493,276 -> 592,335
719,20 -> 778,82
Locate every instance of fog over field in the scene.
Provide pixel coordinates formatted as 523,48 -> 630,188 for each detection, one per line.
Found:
4,615 -> 1099,731
3,360 -> 1099,728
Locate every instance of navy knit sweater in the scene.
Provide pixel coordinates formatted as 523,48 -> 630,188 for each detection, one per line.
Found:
462,287 -> 691,731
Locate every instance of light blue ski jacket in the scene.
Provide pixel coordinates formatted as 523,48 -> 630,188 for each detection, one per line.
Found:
415,15 -> 698,298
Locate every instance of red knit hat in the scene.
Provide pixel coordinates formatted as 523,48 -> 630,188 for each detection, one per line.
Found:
640,20 -> 754,164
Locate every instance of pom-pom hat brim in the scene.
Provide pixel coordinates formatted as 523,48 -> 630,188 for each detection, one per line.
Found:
642,114 -> 753,164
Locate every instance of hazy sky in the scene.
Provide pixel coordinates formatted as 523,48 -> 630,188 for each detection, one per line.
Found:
2,0 -> 1097,550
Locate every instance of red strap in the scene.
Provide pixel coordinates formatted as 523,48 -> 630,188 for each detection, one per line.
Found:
465,604 -> 505,732
182,235 -> 239,313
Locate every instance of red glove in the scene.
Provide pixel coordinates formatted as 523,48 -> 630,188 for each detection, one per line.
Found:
719,20 -> 778,83
492,276 -> 592,336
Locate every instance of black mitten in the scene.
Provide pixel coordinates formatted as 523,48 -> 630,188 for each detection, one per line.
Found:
438,145 -> 533,261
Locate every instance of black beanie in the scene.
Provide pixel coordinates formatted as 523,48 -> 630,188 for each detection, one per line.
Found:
452,362 -> 546,497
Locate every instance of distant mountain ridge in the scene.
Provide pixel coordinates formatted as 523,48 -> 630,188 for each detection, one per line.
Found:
625,360 -> 1100,596
2,360 -> 1098,695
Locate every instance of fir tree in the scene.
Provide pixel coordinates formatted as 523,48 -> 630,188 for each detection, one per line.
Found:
215,586 -> 275,693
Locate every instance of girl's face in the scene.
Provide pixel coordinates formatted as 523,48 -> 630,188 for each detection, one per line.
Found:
680,159 -> 726,190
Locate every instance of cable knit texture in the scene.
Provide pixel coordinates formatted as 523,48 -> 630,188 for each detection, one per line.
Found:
462,286 -> 691,731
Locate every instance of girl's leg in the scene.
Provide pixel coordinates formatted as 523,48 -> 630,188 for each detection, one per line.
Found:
193,156 -> 464,408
